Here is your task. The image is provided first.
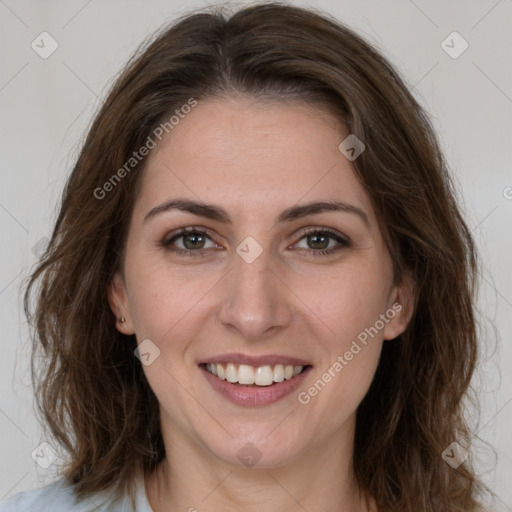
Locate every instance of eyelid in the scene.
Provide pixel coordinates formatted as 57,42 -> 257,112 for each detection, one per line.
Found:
163,225 -> 216,244
289,227 -> 351,257
293,226 -> 351,245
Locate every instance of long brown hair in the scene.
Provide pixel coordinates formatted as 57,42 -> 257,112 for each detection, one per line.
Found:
24,3 -> 488,510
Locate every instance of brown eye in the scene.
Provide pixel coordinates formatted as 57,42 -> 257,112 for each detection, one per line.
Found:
162,227 -> 217,255
294,228 -> 351,256
181,232 -> 207,250
305,233 -> 331,250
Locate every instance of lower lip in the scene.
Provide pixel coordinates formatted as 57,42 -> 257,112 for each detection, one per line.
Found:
200,365 -> 312,406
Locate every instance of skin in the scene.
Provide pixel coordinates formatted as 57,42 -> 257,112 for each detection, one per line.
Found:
109,96 -> 413,512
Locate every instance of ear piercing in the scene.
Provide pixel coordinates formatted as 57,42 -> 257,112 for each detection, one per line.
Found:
119,316 -> 126,323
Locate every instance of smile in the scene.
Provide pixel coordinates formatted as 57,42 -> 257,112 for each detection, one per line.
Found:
200,360 -> 312,406
204,362 -> 307,386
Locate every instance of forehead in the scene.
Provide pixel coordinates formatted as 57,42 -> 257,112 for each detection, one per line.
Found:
135,97 -> 376,225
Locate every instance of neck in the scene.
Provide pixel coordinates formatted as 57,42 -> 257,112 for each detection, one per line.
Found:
146,417 -> 375,512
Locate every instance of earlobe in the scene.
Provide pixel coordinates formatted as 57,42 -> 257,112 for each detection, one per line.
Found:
108,272 -> 134,334
383,275 -> 415,341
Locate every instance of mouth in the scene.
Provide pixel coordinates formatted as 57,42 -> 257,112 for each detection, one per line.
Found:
201,362 -> 311,386
199,358 -> 313,406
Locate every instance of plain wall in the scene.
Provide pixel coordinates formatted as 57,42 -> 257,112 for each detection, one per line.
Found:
1,0 -> 511,507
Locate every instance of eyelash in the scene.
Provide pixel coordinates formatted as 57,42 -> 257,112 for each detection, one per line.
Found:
161,226 -> 351,258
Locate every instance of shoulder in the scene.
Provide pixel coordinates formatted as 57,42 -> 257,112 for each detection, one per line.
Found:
0,479 -> 75,512
0,478 -> 135,512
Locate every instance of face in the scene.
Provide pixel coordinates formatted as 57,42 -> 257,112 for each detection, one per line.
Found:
109,96 -> 412,470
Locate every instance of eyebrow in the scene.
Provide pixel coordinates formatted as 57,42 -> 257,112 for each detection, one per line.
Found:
144,198 -> 369,227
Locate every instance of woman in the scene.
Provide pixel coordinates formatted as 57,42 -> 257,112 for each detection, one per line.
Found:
1,2 -> 488,511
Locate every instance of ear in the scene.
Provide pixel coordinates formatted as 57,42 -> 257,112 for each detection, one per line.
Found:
383,273 -> 415,341
108,271 -> 135,335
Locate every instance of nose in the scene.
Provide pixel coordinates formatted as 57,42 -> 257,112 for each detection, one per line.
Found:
218,247 -> 291,342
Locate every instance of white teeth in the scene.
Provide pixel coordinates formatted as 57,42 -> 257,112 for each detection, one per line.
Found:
238,364 -> 255,385
225,363 -> 237,383
206,363 -> 305,386
255,365 -> 274,386
273,364 -> 285,383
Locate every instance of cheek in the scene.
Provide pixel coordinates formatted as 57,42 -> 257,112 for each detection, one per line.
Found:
292,259 -> 391,344
125,255 -> 217,340
320,340 -> 383,429
298,280 -> 385,422
291,259 -> 389,403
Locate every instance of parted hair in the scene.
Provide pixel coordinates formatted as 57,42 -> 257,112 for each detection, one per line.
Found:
24,3 -> 487,510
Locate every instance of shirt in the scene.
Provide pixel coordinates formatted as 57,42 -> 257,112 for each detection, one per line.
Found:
0,474 -> 153,512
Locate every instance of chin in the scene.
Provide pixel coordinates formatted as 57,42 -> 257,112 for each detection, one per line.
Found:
203,430 -> 304,470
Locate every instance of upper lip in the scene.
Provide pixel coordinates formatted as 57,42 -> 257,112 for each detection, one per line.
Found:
199,353 -> 312,367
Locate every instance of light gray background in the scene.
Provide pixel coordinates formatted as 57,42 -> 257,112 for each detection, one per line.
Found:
1,0 -> 511,508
